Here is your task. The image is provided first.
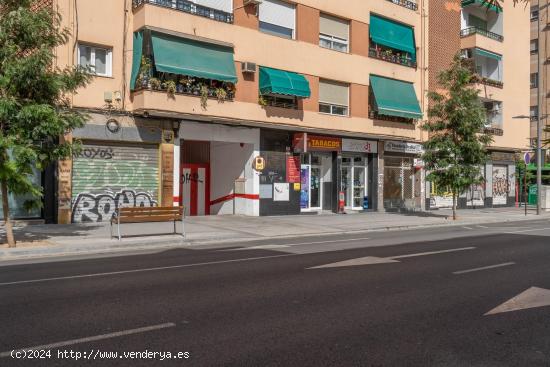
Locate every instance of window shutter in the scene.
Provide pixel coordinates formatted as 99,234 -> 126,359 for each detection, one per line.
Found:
320,14 -> 349,40
319,80 -> 349,106
193,0 -> 233,13
259,0 -> 295,31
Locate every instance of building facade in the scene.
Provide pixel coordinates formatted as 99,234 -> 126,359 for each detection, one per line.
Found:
50,0 -> 432,223
426,0 -> 531,210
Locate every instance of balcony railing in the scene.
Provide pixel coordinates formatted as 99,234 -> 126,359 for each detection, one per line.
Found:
386,0 -> 418,11
472,74 -> 503,88
460,26 -> 503,42
483,126 -> 504,136
132,0 -> 234,24
369,47 -> 417,68
369,110 -> 415,123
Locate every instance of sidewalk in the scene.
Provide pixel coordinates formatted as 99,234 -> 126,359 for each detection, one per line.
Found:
1,207 -> 548,261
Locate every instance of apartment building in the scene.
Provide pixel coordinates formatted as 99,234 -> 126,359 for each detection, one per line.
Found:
530,1 -> 550,148
426,0 -> 530,209
44,0 -> 431,223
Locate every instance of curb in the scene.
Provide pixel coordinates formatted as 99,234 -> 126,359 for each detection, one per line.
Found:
1,215 -> 548,262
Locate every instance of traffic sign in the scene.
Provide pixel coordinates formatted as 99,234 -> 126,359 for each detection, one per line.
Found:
524,152 -> 531,165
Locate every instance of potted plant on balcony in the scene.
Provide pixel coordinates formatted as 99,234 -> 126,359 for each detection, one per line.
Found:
215,87 -> 227,102
138,56 -> 152,89
199,84 -> 209,109
164,80 -> 177,96
150,77 -> 161,90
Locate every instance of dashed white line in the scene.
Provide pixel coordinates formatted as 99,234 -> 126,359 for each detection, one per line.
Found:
0,323 -> 176,358
453,262 -> 515,275
504,227 -> 550,234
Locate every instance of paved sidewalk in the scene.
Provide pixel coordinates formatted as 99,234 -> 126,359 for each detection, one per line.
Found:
0,207 -> 548,261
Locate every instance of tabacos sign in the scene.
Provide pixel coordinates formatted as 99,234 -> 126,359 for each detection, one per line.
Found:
293,133 -> 342,152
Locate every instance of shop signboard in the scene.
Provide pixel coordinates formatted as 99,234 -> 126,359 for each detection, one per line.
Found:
293,133 -> 342,152
286,156 -> 301,183
342,138 -> 378,154
384,141 -> 424,155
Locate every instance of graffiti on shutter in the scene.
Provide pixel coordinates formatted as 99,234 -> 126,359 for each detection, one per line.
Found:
72,142 -> 159,222
492,165 -> 509,205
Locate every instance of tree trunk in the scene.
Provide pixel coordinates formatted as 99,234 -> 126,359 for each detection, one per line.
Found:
452,191 -> 457,221
1,180 -> 16,247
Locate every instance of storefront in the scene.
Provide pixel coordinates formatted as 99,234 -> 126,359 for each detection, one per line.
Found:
259,131 -> 378,215
383,141 -> 424,211
175,120 -> 260,217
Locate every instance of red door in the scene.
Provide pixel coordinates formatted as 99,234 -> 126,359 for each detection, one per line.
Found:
180,164 -> 210,216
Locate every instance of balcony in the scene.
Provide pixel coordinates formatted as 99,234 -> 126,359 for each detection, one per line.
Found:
484,126 -> 504,136
460,26 -> 503,42
385,0 -> 418,11
369,46 -> 417,68
132,0 -> 233,24
473,74 -> 503,88
369,110 -> 415,124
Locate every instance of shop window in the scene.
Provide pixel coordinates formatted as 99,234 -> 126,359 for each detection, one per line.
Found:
78,44 -> 112,77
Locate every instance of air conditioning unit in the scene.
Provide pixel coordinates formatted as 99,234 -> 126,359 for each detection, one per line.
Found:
244,0 -> 262,5
241,61 -> 257,73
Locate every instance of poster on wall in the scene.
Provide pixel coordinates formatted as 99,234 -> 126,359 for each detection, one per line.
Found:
260,184 -> 273,199
286,156 -> 300,183
300,167 -> 310,208
273,183 -> 290,201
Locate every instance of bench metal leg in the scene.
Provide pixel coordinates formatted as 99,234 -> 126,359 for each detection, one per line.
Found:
173,220 -> 176,234
181,210 -> 186,239
117,217 -> 121,241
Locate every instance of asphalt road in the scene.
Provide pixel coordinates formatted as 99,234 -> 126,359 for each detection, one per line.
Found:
1,220 -> 550,366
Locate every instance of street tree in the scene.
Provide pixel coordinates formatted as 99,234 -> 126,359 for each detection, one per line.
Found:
0,0 -> 90,247
423,54 -> 493,220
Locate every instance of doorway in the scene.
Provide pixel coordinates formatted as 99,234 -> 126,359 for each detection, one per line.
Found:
300,153 -> 326,211
180,140 -> 210,216
341,155 -> 368,210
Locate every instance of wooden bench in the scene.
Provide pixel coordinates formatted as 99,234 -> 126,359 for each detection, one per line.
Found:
110,206 -> 186,240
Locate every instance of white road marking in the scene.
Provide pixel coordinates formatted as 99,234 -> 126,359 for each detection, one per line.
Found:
453,262 -> 515,275
462,226 -> 474,230
485,287 -> 550,315
308,247 -> 476,269
477,225 -> 489,229
504,227 -> 550,234
223,237 -> 371,251
0,254 -> 296,287
0,323 -> 176,358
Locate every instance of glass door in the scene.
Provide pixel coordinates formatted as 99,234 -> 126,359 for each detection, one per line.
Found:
352,166 -> 366,209
341,163 -> 352,208
310,166 -> 322,209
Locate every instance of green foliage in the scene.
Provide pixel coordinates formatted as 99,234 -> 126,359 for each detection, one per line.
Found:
422,54 -> 493,214
0,0 -> 91,214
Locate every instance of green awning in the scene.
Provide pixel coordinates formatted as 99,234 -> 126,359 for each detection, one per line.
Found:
462,0 -> 502,13
130,31 -> 143,91
259,67 -> 311,98
369,15 -> 416,58
474,48 -> 502,61
370,75 -> 422,119
150,32 -> 237,83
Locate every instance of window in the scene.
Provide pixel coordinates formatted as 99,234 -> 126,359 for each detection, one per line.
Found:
531,39 -> 539,54
319,80 -> 349,116
468,14 -> 487,31
530,106 -> 539,121
531,6 -> 539,21
319,13 -> 349,53
192,0 -> 233,13
259,0 -> 295,39
78,44 -> 112,77
531,73 -> 538,89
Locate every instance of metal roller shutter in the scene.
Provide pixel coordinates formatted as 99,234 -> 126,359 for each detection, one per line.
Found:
71,142 -> 159,223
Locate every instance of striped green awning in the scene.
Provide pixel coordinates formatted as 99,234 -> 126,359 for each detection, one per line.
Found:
474,48 -> 502,61
259,67 -> 311,98
370,75 -> 423,120
150,32 -> 237,83
462,0 -> 502,13
369,14 -> 416,58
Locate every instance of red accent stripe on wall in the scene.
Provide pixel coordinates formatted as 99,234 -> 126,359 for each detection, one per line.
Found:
173,196 -> 180,202
210,193 -> 260,206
